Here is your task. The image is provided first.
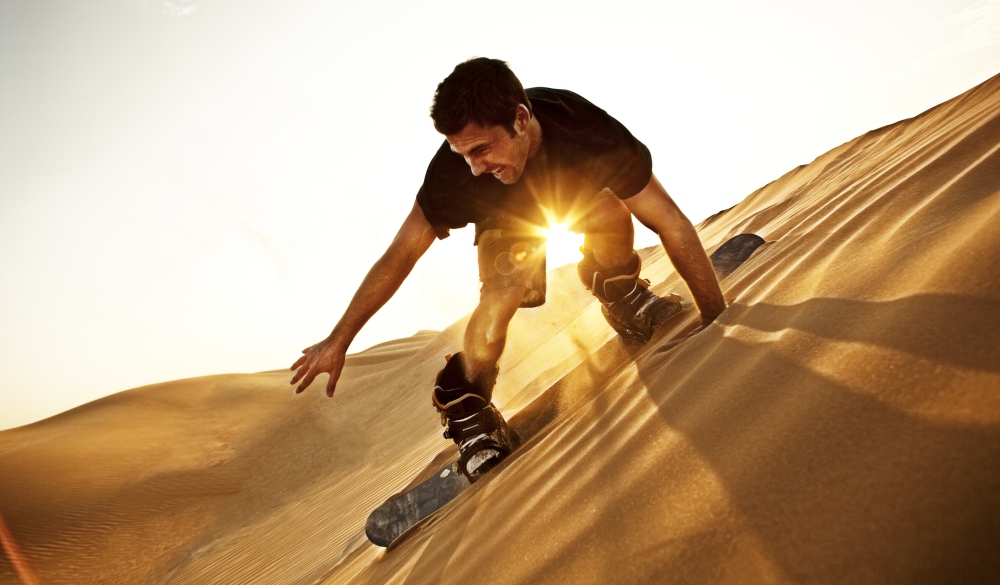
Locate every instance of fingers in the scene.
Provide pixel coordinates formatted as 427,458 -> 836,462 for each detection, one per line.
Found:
295,371 -> 318,394
289,340 -> 343,396
290,343 -> 318,383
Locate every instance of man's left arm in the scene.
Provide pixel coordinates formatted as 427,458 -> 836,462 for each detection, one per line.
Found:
623,173 -> 727,325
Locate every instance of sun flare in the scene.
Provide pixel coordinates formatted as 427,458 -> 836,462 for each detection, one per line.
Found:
542,222 -> 585,269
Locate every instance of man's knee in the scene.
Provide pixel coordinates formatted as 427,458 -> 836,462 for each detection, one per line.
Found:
460,285 -> 521,384
467,286 -> 523,346
584,189 -> 633,233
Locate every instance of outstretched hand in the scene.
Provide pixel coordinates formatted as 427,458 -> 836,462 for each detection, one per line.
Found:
290,337 -> 347,397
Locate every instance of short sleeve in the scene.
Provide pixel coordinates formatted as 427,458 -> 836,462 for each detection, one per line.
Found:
591,133 -> 652,199
527,88 -> 653,200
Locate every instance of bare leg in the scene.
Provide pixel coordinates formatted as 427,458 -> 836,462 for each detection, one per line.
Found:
432,285 -> 524,482
574,188 -> 686,343
579,188 -> 635,269
462,285 -> 526,387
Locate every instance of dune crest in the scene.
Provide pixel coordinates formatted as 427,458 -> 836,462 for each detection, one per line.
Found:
2,74 -> 999,584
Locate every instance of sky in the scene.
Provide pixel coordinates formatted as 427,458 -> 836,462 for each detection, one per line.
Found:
1,0 -> 998,430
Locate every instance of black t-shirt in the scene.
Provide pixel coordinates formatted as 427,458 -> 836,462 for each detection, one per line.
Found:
416,87 -> 653,240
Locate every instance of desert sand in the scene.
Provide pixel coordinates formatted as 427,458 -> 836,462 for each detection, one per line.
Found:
2,73 -> 999,585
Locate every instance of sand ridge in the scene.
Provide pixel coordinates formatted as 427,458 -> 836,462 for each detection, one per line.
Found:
2,74 -> 999,584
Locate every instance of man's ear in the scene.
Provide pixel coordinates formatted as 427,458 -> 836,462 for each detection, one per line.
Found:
513,104 -> 531,134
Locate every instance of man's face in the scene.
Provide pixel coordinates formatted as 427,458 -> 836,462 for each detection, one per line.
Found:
445,106 -> 532,185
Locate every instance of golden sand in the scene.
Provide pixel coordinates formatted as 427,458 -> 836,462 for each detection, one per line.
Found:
2,74 -> 998,584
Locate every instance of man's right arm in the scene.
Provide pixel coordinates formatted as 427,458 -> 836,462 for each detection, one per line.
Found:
290,201 -> 438,397
624,174 -> 727,324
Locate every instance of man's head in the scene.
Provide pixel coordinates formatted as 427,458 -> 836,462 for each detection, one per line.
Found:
431,57 -> 535,184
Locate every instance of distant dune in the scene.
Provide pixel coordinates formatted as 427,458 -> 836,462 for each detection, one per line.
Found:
2,74 -> 999,585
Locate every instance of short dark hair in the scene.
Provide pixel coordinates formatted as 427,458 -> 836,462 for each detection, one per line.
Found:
431,57 -> 532,137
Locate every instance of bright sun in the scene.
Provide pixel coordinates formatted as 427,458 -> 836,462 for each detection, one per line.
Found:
543,222 -> 585,269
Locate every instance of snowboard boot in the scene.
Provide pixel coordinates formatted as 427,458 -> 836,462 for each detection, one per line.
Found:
578,249 -> 684,344
432,352 -> 514,483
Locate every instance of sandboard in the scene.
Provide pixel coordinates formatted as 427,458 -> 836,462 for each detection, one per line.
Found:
709,233 -> 765,278
365,233 -> 765,547
365,460 -> 470,547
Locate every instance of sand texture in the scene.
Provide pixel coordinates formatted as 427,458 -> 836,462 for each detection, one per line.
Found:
2,74 -> 999,584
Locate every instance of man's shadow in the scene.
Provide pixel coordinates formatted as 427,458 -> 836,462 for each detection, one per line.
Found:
633,293 -> 1000,583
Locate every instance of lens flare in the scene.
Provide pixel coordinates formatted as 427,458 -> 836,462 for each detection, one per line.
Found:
0,512 -> 41,585
542,222 -> 585,269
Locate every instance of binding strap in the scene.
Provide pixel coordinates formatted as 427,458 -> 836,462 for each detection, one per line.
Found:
578,249 -> 644,303
432,392 -> 489,426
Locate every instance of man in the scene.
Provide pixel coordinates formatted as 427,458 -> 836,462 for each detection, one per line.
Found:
291,58 -> 725,482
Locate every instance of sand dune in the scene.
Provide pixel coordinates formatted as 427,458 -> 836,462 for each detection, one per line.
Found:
2,74 -> 999,584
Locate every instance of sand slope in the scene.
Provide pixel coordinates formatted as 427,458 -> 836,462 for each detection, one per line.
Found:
2,74 -> 999,584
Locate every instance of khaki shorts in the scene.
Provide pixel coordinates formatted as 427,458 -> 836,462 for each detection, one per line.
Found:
476,228 -> 547,308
